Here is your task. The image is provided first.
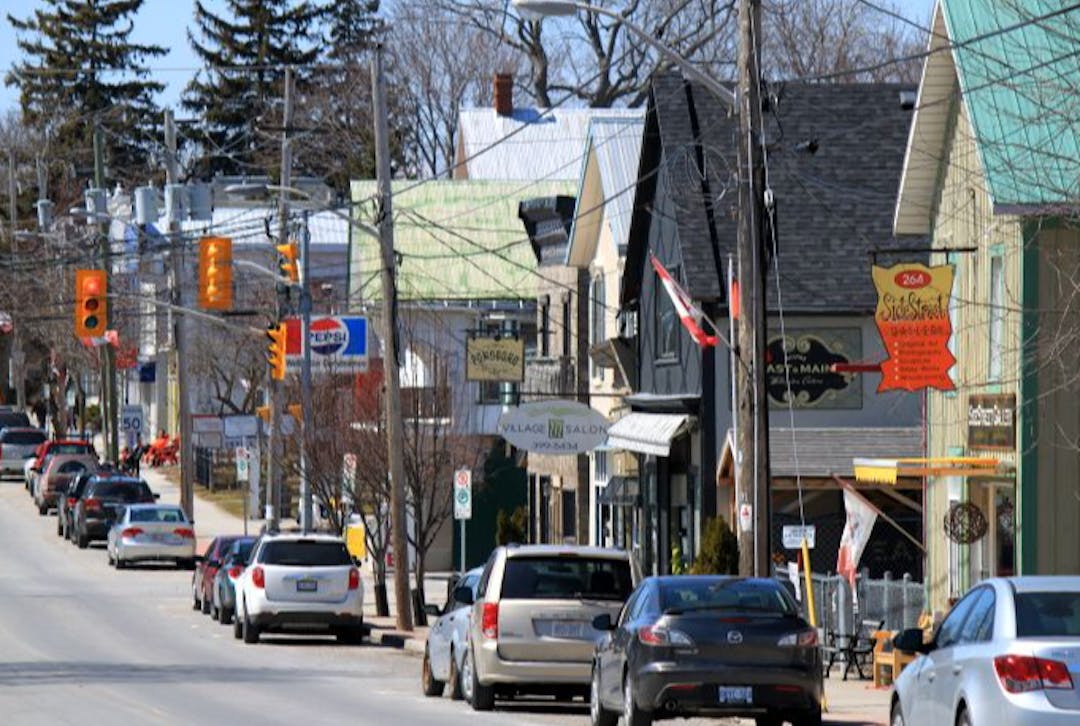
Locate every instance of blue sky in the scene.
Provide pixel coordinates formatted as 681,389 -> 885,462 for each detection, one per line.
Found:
0,0 -> 937,116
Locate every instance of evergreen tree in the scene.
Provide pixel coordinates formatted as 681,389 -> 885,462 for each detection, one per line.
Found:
6,0 -> 167,181
183,0 -> 324,177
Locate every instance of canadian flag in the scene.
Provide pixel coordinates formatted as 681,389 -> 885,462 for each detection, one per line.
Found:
650,254 -> 717,347
836,487 -> 878,602
80,330 -> 119,348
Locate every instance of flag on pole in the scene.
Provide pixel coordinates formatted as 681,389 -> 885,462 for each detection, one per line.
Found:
836,486 -> 877,604
650,254 -> 717,347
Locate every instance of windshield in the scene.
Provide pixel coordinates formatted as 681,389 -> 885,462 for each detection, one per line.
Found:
500,556 -> 633,601
1016,592 -> 1080,637
660,578 -> 798,615
259,540 -> 352,566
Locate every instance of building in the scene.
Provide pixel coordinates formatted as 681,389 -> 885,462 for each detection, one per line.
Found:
894,0 -> 1080,610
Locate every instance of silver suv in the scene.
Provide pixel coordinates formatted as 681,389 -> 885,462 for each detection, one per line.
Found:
462,544 -> 636,710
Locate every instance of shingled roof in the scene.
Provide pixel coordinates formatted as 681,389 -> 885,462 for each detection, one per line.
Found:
625,74 -> 921,313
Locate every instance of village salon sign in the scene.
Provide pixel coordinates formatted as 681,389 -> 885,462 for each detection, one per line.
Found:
498,400 -> 608,455
873,263 -> 956,392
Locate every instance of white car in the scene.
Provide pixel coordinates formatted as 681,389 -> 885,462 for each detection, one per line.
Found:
422,567 -> 483,700
234,533 -> 364,645
891,576 -> 1080,726
107,504 -> 197,569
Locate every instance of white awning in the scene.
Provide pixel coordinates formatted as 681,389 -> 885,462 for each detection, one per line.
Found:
606,413 -> 690,457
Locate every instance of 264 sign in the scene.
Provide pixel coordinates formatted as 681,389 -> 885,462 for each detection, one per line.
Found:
453,468 -> 472,521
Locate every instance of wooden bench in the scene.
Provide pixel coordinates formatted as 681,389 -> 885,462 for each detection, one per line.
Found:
872,621 -> 927,688
824,619 -> 884,680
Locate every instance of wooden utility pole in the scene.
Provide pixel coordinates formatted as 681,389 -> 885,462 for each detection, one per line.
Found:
8,149 -> 25,412
734,0 -> 772,577
93,123 -> 119,463
373,45 -> 413,632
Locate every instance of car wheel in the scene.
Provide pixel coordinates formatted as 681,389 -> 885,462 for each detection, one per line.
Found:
336,626 -> 364,645
421,646 -> 446,697
56,516 -> 63,537
115,556 -> 126,570
466,647 -> 494,711
193,584 -> 202,611
201,593 -> 212,615
460,645 -> 474,704
37,501 -> 48,516
220,605 -> 233,626
210,602 -> 219,620
891,701 -> 905,726
76,531 -> 88,549
792,705 -> 823,726
107,548 -> 114,566
242,610 -> 260,644
623,673 -> 651,726
590,665 -> 617,726
448,648 -> 464,701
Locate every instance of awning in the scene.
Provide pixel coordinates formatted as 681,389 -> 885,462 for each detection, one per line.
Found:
598,476 -> 640,506
606,413 -> 690,457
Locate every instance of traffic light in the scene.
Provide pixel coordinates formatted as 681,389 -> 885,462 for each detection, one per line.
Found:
276,241 -> 300,284
74,269 -> 107,338
198,236 -> 233,310
266,323 -> 287,381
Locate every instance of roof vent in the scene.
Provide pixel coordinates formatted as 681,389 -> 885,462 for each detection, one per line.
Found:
899,90 -> 917,110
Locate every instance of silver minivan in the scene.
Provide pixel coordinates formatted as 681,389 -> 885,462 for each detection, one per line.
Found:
461,544 -> 637,711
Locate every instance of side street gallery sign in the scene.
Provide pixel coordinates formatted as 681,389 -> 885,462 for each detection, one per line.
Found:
872,263 -> 956,392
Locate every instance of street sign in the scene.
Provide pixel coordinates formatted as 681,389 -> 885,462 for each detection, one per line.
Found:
343,453 -> 358,488
223,415 -> 258,439
782,524 -> 816,550
453,468 -> 472,521
738,503 -> 753,533
283,316 -> 368,372
121,404 -> 145,449
191,415 -> 223,434
235,446 -> 251,482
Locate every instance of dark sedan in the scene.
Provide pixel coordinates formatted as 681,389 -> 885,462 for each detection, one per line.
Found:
211,536 -> 257,625
71,475 -> 158,549
590,576 -> 822,726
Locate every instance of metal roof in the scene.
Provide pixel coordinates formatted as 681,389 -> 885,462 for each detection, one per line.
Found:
591,116 -> 646,254
457,107 -> 643,181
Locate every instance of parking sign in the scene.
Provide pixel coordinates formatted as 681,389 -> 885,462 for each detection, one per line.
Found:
453,468 -> 472,520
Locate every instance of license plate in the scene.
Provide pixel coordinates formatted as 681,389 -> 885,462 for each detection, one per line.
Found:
296,580 -> 318,592
551,620 -> 587,638
718,686 -> 752,705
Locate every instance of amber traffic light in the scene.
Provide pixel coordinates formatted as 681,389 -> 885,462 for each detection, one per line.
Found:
276,241 -> 300,284
198,236 -> 233,310
266,323 -> 287,381
74,269 -> 107,338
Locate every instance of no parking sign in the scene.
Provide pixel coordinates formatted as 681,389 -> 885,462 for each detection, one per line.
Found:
453,468 -> 472,521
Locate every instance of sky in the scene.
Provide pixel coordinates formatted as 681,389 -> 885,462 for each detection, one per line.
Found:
0,0 -> 938,117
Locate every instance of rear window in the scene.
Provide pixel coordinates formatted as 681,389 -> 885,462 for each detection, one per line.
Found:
660,579 -> 797,615
259,540 -> 352,566
1015,592 -> 1080,637
500,556 -> 632,601
3,430 -> 46,445
0,413 -> 31,429
51,443 -> 94,455
129,507 -> 186,523
231,541 -> 256,563
57,461 -> 90,474
89,481 -> 152,501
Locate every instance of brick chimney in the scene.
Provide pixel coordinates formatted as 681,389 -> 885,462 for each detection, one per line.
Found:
494,73 -> 513,116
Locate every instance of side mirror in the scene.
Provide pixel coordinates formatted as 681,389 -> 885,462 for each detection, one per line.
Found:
452,585 -> 474,606
153,492 -> 161,500
893,627 -> 932,655
424,604 -> 442,618
592,613 -> 615,631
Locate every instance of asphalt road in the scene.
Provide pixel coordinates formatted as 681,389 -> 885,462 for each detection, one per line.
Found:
0,480 -> 604,726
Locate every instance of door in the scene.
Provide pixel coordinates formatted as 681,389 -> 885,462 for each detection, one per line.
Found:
912,587 -> 982,724
598,588 -> 645,705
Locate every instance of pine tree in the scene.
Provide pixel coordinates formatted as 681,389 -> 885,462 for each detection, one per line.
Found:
183,0 -> 324,177
6,0 -> 167,181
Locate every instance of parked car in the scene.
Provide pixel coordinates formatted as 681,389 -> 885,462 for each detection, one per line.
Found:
0,410 -> 31,434
70,474 -> 157,549
212,536 -> 258,625
589,575 -> 822,726
57,469 -> 98,540
233,533 -> 364,645
26,438 -> 97,492
32,453 -> 97,515
891,576 -> 1080,726
0,426 -> 47,479
462,544 -> 636,711
422,567 -> 483,700
107,504 -> 196,569
193,535 -> 245,614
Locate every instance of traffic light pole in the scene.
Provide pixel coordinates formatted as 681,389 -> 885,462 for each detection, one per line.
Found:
299,213 -> 313,534
93,122 -> 119,464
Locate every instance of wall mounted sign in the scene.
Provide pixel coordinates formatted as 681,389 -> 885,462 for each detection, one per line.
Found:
873,263 -> 956,392
466,337 -> 525,382
497,400 -> 608,454
766,330 -> 861,408
967,393 -> 1016,450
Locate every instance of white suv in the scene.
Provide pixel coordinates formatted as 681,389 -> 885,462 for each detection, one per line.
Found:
234,533 -> 364,645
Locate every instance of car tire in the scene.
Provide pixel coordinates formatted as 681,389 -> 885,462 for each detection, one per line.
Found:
623,674 -> 651,726
220,605 -> 233,626
792,706 -> 823,726
37,501 -> 48,516
201,594 -> 212,615
590,665 -> 617,726
210,602 -> 219,621
56,516 -> 63,537
467,647 -> 495,711
891,701 -> 905,726
233,609 -> 243,639
242,610 -> 260,644
422,646 -> 446,697
448,648 -> 464,701
76,531 -> 88,549
115,556 -> 126,570
336,626 -> 364,645
193,585 -> 202,611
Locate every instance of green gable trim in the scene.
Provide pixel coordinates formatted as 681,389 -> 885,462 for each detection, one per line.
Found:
943,0 -> 1080,209
1019,220 -> 1039,574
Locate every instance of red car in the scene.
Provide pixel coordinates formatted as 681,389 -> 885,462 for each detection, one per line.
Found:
26,438 -> 97,492
193,536 -> 245,615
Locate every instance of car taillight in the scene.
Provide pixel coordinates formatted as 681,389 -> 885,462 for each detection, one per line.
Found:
120,527 -> 143,539
348,567 -> 360,590
174,528 -> 195,539
84,497 -> 101,511
481,602 -> 499,639
994,654 -> 1074,693
638,624 -> 694,647
778,629 -> 819,647
228,566 -> 243,579
252,566 -> 265,589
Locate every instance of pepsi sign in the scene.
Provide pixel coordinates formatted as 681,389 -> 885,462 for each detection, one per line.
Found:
283,316 -> 368,371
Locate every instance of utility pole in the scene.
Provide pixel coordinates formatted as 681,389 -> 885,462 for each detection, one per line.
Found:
165,109 -> 194,519
94,123 -> 119,463
7,149 -> 25,412
268,67 -> 294,532
373,45 -> 413,632
734,0 -> 772,577
299,211 -> 313,533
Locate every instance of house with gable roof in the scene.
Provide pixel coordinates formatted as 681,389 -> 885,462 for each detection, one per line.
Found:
894,0 -> 1080,610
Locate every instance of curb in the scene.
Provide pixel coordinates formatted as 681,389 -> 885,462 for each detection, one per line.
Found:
366,628 -> 426,655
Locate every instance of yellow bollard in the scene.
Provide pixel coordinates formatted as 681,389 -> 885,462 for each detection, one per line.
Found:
801,537 -> 828,713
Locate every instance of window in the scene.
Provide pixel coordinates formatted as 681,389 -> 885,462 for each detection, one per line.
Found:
590,274 -> 606,346
561,488 -> 576,542
1015,592 -> 1080,637
539,298 -> 550,357
594,451 -> 608,484
655,263 -> 679,360
936,588 -> 981,648
259,540 -> 352,566
561,295 -> 572,356
958,587 -> 995,643
3,430 -> 46,445
618,589 -> 642,626
988,256 -> 1004,381
499,556 -> 633,601
659,578 -> 797,615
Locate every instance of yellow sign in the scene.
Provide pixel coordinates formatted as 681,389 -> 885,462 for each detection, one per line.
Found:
466,337 -> 525,382
872,263 -> 955,392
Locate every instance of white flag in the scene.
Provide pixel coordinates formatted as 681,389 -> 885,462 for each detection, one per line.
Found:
787,561 -> 801,602
836,487 -> 877,595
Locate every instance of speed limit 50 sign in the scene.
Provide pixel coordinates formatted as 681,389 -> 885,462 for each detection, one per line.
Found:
453,468 -> 472,520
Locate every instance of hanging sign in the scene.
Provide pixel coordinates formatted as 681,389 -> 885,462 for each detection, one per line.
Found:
466,337 -> 525,382
872,263 -> 956,392
967,393 -> 1016,450
497,400 -> 608,454
766,330 -> 860,408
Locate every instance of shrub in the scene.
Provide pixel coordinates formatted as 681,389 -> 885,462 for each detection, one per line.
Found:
690,516 -> 739,575
496,505 -> 528,545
